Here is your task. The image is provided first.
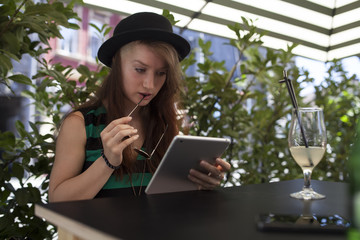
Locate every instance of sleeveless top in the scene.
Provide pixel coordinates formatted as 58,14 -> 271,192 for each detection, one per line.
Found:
78,105 -> 152,198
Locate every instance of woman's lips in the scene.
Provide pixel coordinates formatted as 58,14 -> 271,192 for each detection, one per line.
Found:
140,93 -> 152,100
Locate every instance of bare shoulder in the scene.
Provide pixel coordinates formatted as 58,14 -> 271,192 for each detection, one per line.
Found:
54,111 -> 87,167
57,111 -> 86,143
64,111 -> 84,124
60,111 -> 84,129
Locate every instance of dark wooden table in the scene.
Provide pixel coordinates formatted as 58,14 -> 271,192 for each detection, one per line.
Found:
35,179 -> 350,240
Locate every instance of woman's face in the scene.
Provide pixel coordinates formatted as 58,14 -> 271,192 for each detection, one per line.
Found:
120,43 -> 168,108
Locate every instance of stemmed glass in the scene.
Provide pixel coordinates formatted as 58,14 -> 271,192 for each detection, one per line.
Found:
288,107 -> 327,200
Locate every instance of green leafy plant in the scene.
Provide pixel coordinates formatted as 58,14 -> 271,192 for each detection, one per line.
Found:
0,0 -> 81,90
180,17 -> 359,186
0,61 -> 108,239
311,60 -> 360,181
0,0 -> 111,239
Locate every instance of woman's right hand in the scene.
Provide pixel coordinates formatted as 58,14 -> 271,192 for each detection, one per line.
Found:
100,117 -> 139,167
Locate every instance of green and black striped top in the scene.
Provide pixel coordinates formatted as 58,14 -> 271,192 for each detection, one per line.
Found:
79,105 -> 152,197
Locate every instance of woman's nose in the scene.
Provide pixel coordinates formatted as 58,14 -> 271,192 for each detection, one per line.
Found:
143,74 -> 155,89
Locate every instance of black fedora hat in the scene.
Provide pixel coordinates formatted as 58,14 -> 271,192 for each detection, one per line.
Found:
97,12 -> 191,67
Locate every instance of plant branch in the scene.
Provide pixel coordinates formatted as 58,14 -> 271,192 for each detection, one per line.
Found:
0,0 -> 28,38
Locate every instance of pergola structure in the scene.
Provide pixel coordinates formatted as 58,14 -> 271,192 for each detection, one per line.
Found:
84,0 -> 360,62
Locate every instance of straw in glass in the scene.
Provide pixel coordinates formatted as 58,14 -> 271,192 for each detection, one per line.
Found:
279,70 -> 314,166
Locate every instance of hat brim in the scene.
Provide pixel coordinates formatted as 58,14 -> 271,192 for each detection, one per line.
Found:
98,29 -> 191,67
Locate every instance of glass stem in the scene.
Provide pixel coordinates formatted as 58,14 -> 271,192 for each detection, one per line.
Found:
303,169 -> 312,189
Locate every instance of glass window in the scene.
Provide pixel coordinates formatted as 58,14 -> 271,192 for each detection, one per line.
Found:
58,18 -> 79,54
88,19 -> 103,59
88,11 -> 110,60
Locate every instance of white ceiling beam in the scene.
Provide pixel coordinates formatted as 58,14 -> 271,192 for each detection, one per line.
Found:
82,0 -> 360,62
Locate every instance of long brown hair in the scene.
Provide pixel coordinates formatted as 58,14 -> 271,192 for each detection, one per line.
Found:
78,40 -> 183,176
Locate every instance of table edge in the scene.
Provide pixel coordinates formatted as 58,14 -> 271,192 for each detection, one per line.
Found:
35,203 -> 120,240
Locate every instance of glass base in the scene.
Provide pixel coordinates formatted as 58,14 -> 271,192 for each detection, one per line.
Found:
290,187 -> 326,200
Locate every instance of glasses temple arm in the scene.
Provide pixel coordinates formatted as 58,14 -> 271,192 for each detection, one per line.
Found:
149,124 -> 168,159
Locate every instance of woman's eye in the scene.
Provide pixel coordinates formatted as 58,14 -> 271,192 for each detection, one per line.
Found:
135,68 -> 145,73
157,71 -> 167,77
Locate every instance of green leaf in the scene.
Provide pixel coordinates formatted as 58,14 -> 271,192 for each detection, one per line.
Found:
24,3 -> 53,16
29,122 -> 40,139
89,23 -> 101,32
103,26 -> 112,36
8,74 -> 32,85
0,187 -> 10,204
0,54 -> 13,75
1,48 -> 21,62
14,188 -> 30,206
15,121 -> 27,139
2,31 -> 20,53
21,89 -> 35,99
28,186 -> 41,203
340,115 -> 349,123
77,64 -> 91,78
162,9 -> 179,26
0,131 -> 16,149
5,182 -> 16,192
203,82 -> 214,91
11,163 -> 24,181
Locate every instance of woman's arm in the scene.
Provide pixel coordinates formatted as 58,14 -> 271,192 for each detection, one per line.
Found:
48,112 -> 114,202
49,112 -> 139,202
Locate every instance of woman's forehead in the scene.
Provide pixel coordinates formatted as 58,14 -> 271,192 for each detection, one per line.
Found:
121,43 -> 168,68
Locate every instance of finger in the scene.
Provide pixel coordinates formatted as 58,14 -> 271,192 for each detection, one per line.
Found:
189,169 -> 221,186
118,134 -> 139,150
112,128 -> 138,143
107,125 -> 135,141
104,134 -> 139,159
105,128 -> 138,150
188,174 -> 216,190
199,160 -> 214,172
215,158 -> 231,172
199,161 -> 223,179
208,171 -> 224,180
103,117 -> 133,133
101,121 -> 135,142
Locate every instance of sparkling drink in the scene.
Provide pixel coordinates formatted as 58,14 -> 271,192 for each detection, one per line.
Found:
289,146 -> 325,171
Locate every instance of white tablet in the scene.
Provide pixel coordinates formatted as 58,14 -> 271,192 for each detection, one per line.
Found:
145,135 -> 230,195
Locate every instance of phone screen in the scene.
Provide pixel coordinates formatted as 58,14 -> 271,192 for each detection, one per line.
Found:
256,213 -> 350,233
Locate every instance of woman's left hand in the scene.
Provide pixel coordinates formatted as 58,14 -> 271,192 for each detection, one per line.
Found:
188,158 -> 231,190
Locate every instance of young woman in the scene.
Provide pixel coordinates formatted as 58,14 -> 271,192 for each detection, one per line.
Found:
49,12 -> 230,202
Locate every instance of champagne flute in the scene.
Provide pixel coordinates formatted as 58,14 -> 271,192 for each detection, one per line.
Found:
288,107 -> 327,200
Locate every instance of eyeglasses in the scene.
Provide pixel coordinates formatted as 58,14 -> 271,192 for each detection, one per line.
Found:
127,96 -> 168,196
127,96 -> 168,160
134,124 -> 168,160
130,124 -> 168,196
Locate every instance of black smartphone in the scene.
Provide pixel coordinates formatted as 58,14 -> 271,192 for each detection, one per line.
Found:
256,213 -> 351,233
